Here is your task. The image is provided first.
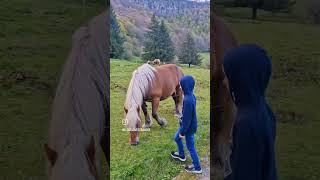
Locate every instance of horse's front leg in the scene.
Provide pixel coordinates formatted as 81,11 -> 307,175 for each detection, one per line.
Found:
142,101 -> 152,128
176,86 -> 183,116
151,97 -> 167,127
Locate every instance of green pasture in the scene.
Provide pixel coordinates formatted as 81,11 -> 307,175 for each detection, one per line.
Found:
110,59 -> 210,179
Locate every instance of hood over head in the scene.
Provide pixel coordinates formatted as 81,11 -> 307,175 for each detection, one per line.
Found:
180,75 -> 195,95
223,44 -> 271,106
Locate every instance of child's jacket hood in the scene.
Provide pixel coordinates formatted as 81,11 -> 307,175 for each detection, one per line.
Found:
180,75 -> 195,95
223,44 -> 271,107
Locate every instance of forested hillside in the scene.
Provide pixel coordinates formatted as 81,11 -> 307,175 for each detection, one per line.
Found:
111,0 -> 210,59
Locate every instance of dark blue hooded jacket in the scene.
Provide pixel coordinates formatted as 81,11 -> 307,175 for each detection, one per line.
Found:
223,44 -> 277,180
179,76 -> 197,136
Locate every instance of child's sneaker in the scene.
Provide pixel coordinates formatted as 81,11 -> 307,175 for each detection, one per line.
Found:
170,151 -> 186,162
185,164 -> 202,174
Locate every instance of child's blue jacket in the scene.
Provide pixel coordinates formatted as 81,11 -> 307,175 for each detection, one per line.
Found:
223,44 -> 277,180
179,76 -> 197,136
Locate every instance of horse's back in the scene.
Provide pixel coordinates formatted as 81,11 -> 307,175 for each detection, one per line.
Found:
148,64 -> 182,99
156,64 -> 182,76
155,64 -> 182,82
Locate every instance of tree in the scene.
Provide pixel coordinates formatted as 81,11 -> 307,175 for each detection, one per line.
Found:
110,7 -> 124,58
142,15 -> 175,63
178,33 -> 202,68
215,0 -> 296,19
158,20 -> 175,63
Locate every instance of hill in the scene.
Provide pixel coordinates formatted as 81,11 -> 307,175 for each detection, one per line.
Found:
111,0 -> 210,58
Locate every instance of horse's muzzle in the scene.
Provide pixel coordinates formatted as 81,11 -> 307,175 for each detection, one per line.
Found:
130,131 -> 139,145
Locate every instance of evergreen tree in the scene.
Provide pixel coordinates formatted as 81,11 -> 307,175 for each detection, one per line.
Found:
142,14 -> 160,62
178,33 -> 202,68
142,15 -> 175,63
158,20 -> 175,63
110,7 -> 124,58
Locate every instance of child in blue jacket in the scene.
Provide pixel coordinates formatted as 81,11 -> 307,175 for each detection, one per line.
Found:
223,44 -> 277,180
171,75 -> 202,174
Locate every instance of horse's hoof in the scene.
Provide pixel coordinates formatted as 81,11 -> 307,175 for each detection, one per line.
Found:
143,123 -> 151,129
159,119 -> 167,127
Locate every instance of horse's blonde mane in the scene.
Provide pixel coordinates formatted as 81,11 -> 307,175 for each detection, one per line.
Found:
47,12 -> 108,179
125,64 -> 156,128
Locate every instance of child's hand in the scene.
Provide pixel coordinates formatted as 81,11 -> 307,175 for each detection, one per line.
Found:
179,134 -> 184,139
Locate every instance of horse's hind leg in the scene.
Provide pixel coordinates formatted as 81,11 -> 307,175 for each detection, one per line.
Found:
176,86 -> 183,115
151,98 -> 167,127
142,101 -> 152,128
172,87 -> 183,117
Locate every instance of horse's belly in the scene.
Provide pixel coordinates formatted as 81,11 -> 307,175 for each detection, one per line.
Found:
144,95 -> 171,102
160,95 -> 171,101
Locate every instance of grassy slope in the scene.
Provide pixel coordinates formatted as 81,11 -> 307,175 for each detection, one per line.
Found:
222,15 -> 320,179
0,1 -> 105,179
199,52 -> 210,61
110,59 -> 210,179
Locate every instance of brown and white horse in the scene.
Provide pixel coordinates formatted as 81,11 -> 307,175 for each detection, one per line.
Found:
211,15 -> 238,176
124,63 -> 184,145
44,11 -> 109,180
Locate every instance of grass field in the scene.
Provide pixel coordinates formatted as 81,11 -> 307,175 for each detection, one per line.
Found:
110,59 -> 210,179
1,0 -> 319,179
0,1 -> 105,179
219,12 -> 320,180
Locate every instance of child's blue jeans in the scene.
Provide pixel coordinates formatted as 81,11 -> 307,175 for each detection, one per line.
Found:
174,128 -> 201,170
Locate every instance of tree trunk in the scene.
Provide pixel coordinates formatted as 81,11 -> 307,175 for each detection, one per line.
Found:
188,63 -> 191,68
252,7 -> 258,20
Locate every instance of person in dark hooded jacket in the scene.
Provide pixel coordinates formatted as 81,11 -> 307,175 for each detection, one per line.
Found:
223,44 -> 277,180
171,75 -> 202,174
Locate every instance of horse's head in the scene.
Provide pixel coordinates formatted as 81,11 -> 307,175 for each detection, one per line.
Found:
124,106 -> 141,145
44,137 -> 99,180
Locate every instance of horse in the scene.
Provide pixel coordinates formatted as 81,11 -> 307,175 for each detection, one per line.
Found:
44,12 -> 109,180
211,15 -> 238,177
124,63 -> 184,145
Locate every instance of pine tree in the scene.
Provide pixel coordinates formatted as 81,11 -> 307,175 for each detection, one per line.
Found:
142,15 -> 175,63
178,33 -> 202,68
110,7 -> 124,58
158,20 -> 175,63
142,14 -> 160,62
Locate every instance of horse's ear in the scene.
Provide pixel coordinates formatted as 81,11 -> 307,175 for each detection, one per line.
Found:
44,143 -> 57,166
124,107 -> 128,114
86,136 -> 96,164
